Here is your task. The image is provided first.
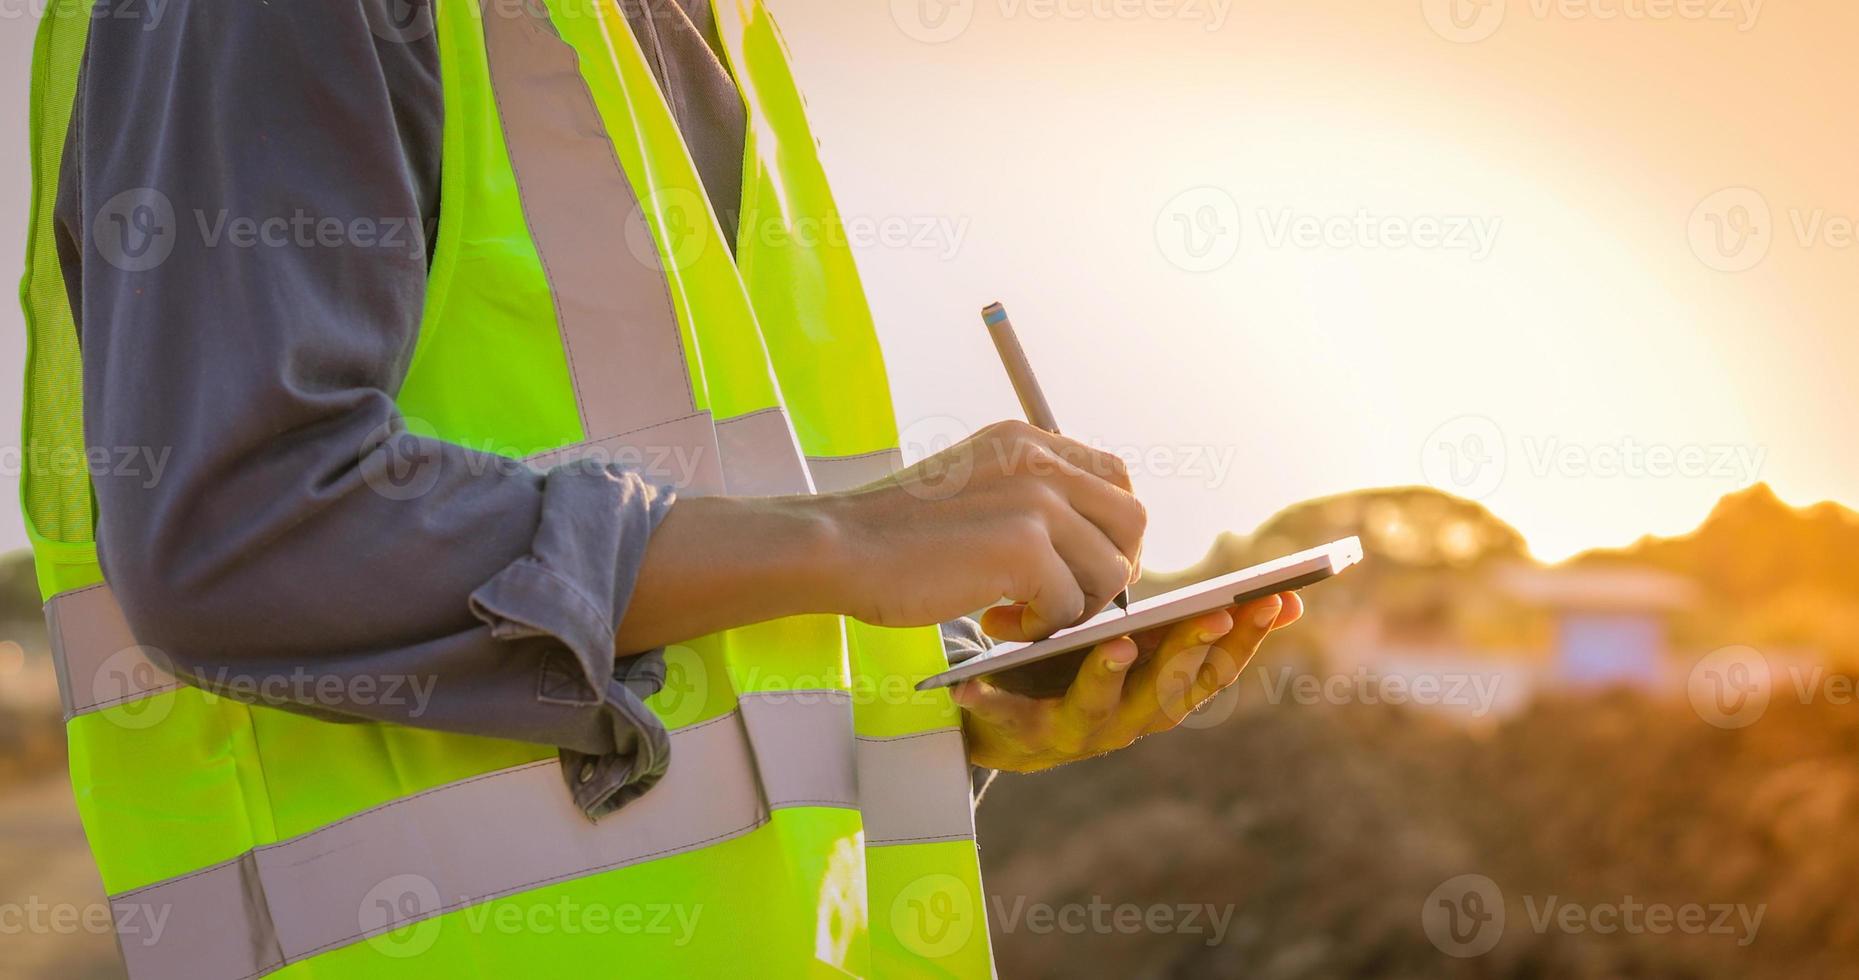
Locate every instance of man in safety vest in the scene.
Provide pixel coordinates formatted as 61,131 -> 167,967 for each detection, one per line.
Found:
21,0 -> 1302,976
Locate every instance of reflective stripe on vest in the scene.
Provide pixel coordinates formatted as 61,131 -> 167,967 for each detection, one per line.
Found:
96,691 -> 971,980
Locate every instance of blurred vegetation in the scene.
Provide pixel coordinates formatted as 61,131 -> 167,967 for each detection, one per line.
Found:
0,548 -> 58,787
0,548 -> 43,625
979,687 -> 1859,979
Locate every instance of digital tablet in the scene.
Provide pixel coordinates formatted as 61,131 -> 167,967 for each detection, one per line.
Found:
916,536 -> 1363,692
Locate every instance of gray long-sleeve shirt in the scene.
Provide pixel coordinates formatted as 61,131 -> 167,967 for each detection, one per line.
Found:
53,0 -> 986,820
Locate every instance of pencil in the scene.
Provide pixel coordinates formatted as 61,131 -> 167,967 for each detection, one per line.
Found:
981,302 -> 1131,613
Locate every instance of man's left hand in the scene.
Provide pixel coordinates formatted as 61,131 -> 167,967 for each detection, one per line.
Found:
954,592 -> 1304,772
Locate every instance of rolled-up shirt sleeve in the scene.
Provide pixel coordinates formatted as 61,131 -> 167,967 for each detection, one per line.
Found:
56,0 -> 669,818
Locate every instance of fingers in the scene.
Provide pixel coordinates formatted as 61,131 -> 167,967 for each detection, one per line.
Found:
977,603 -> 1026,640
1041,438 -> 1144,573
992,539 -> 1086,642
1062,483 -> 1143,588
1110,608 -> 1232,740
991,422 -> 1144,571
948,679 -> 1040,737
1168,593 -> 1290,732
1271,591 -> 1305,630
1049,459 -> 1145,574
1054,637 -> 1139,748
965,422 -> 1147,639
1045,507 -> 1135,621
982,505 -> 1128,641
1153,608 -> 1232,722
1021,424 -> 1134,494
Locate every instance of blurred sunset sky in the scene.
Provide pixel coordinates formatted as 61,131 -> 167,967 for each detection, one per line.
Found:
3,0 -> 1855,568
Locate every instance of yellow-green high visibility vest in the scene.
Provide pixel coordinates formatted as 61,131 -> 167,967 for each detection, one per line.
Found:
20,1 -> 995,976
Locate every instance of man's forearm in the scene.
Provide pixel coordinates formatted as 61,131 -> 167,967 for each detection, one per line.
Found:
616,421 -> 1149,658
615,494 -> 849,654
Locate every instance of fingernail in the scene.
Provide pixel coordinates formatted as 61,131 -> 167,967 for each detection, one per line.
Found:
1254,597 -> 1283,629
1105,640 -> 1137,672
